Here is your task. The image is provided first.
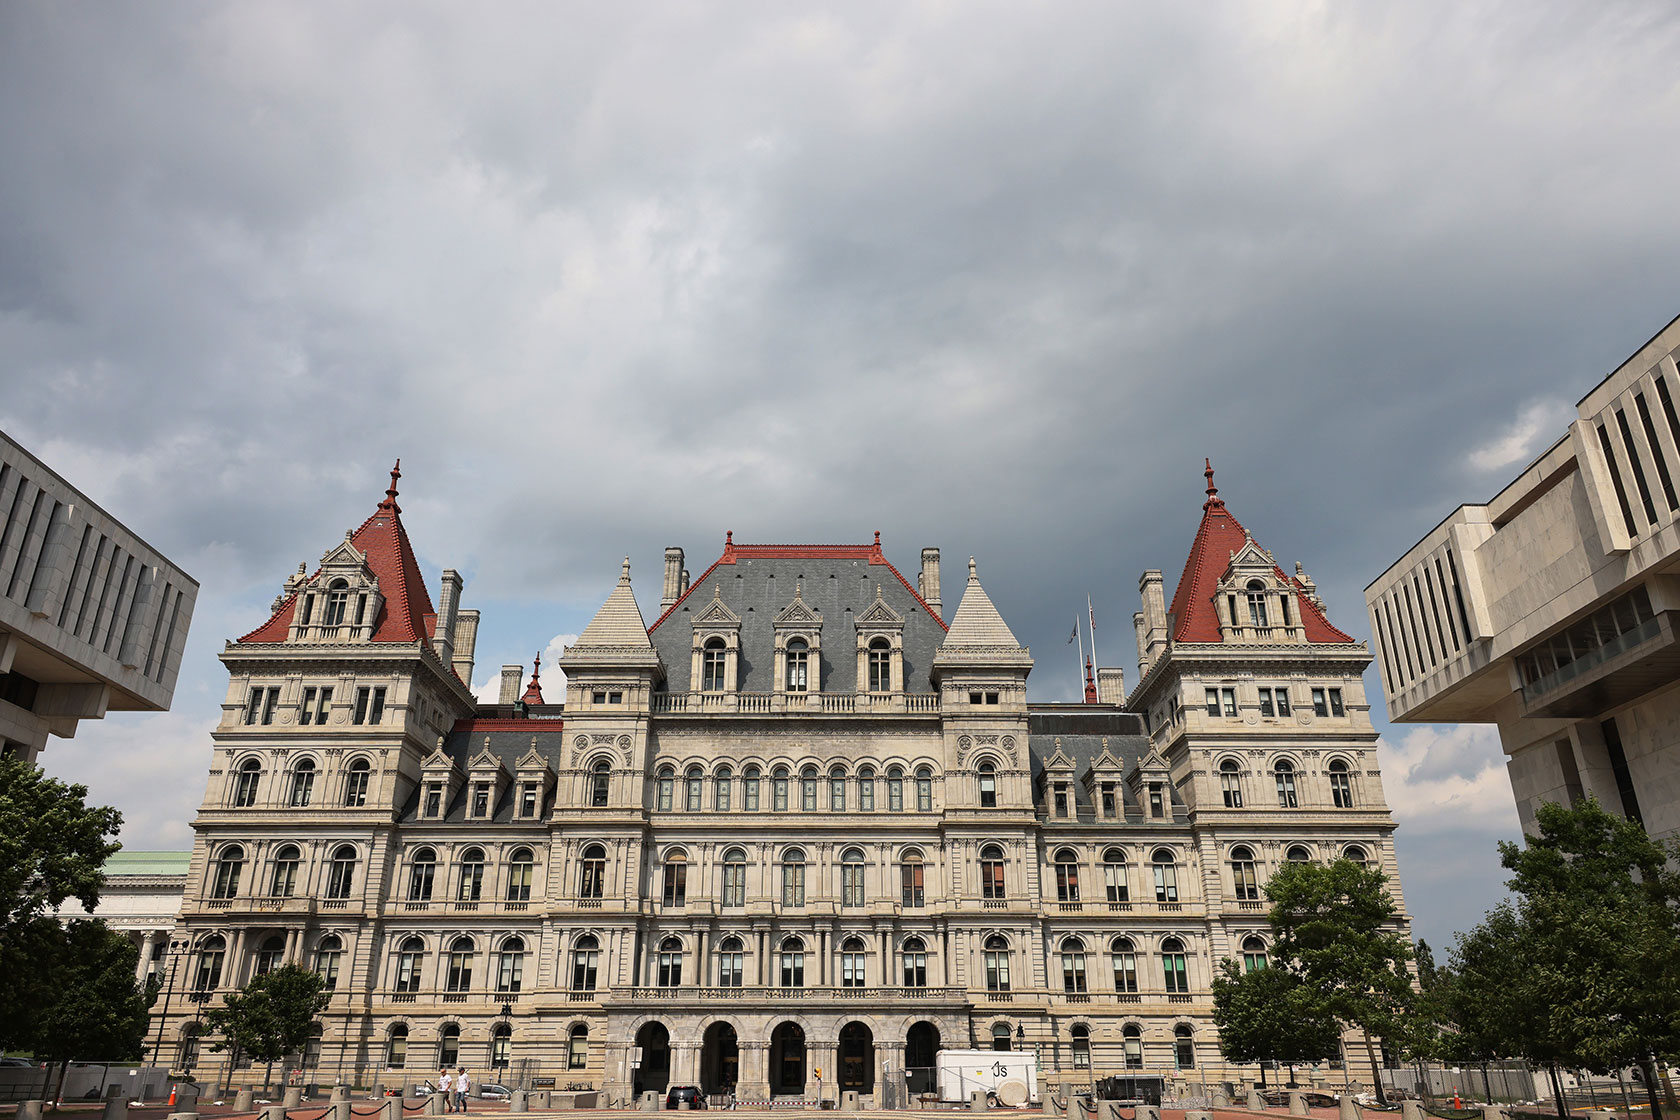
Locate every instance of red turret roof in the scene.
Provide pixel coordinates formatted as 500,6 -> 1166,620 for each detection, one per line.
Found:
237,461 -> 439,645
1167,461 -> 1354,645
521,654 -> 545,704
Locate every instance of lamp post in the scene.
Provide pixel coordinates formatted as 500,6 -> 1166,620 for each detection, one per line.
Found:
150,939 -> 188,1075
498,1004 -> 513,1088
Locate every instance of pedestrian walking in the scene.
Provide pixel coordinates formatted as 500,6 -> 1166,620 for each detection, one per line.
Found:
456,1068 -> 471,1113
438,1069 -> 455,1112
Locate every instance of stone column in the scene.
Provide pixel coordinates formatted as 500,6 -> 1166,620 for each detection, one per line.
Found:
138,931 -> 160,985
738,1042 -> 770,1103
670,1042 -> 700,1087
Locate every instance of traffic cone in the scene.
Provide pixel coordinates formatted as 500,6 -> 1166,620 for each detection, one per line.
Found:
168,1085 -> 177,1107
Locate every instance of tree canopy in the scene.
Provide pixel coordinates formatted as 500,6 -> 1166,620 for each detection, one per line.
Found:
33,921 -> 154,1099
204,964 -> 329,1092
1211,958 -> 1342,1081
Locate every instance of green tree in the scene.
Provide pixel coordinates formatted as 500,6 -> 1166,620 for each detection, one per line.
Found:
33,921 -> 154,1101
0,756 -> 123,1049
1266,858 -> 1415,1104
1211,959 -> 1342,1085
203,965 -> 329,1093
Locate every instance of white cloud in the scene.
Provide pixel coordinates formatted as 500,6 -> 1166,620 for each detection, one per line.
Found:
1467,399 -> 1575,473
472,633 -> 578,703
1377,723 -> 1521,836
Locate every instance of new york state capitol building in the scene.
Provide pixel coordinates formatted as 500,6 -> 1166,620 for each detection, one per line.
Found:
163,464 -> 1409,1101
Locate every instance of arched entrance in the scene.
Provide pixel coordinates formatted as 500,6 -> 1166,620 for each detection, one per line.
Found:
839,1022 -> 874,1094
769,1022 -> 806,1097
634,1022 -> 671,1096
905,1022 -> 941,1096
701,1022 -> 739,1096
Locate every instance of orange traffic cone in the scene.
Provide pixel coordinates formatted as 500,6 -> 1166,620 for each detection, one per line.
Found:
168,1085 -> 177,1107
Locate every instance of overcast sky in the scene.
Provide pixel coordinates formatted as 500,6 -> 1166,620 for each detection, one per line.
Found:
8,1 -> 1680,952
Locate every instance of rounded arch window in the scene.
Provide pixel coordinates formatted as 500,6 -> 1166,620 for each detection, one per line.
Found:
1103,847 -> 1129,903
718,935 -> 743,951
1241,935 -> 1268,972
1329,758 -> 1355,807
781,847 -> 807,906
778,936 -> 807,988
445,935 -> 475,993
233,758 -> 261,806
720,846 -> 747,907
684,766 -> 704,811
984,934 -> 1009,951
288,758 -> 316,807
1343,845 -> 1369,868
990,1023 -> 1012,1052
1151,848 -> 1178,903
800,765 -> 819,810
1071,1023 -> 1092,1069
1287,844 -> 1312,863
394,934 -> 425,993
1229,844 -> 1259,900
1111,936 -> 1139,993
980,844 -> 1007,900
839,848 -> 866,907
657,937 -> 684,987
977,760 -> 997,807
386,1024 -> 409,1069
1218,758 -> 1244,808
255,934 -> 285,975
903,936 -> 926,952
1054,848 -> 1081,903
661,848 -> 689,908
578,843 -> 606,900
324,578 -> 351,626
507,846 -> 535,903
567,1024 -> 589,1070
314,934 -> 343,990
590,759 -> 611,807
212,845 -> 244,899
1060,936 -> 1088,993
702,637 -> 728,691
1122,1023 -> 1142,1069
343,757 -> 371,806
1174,1024 -> 1196,1069
1245,579 -> 1269,627
785,637 -> 810,692
900,847 -> 926,908
269,845 -> 301,898
496,936 -> 526,994
713,765 -> 733,812
868,637 -> 893,690
1161,937 -> 1189,993
914,766 -> 934,811
439,1022 -> 461,1067
1274,758 -> 1299,808
570,934 -> 600,992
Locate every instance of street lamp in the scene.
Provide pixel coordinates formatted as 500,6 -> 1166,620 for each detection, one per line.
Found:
497,1004 -> 513,1087
150,939 -> 189,1074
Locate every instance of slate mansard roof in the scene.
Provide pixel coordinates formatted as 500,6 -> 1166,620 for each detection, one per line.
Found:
1026,707 -> 1176,822
648,536 -> 948,693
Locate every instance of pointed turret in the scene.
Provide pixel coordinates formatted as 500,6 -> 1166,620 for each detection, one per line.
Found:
933,557 -> 1032,686
559,557 -> 664,691
520,653 -> 545,705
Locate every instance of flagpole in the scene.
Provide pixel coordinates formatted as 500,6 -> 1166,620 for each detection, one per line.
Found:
1088,595 -> 1099,672
1075,613 -> 1086,697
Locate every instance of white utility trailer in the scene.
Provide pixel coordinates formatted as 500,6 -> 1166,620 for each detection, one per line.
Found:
936,1049 -> 1040,1106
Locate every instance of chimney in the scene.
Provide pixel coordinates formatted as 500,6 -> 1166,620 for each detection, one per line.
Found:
662,547 -> 686,610
1139,569 -> 1168,672
1097,666 -> 1126,705
433,569 -> 462,664
919,548 -> 942,620
1133,611 -> 1148,678
452,609 -> 479,688
499,664 -> 524,705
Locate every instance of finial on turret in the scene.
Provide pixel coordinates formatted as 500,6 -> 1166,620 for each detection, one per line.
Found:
621,556 -> 632,583
968,556 -> 978,580
1205,457 -> 1216,498
381,458 -> 402,512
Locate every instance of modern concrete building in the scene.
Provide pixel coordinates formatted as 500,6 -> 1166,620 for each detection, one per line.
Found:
57,851 -> 191,987
1366,312 -> 1680,840
0,430 -> 197,761
159,464 -> 1407,1101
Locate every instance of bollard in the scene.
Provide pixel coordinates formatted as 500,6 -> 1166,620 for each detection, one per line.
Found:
284,1087 -> 304,1108
1100,1100 -> 1124,1120
1339,1095 -> 1361,1120
259,1106 -> 286,1120
1046,1091 -> 1064,1118
332,1086 -> 351,1103
1136,1106 -> 1161,1120
1212,1088 -> 1230,1108
842,1090 -> 860,1112
530,1091 -> 551,1110
1187,1112 -> 1213,1120
1400,1101 -> 1426,1120
16,1102 -> 43,1120
333,1100 -> 352,1120
971,1089 -> 989,1112
640,1090 -> 661,1111
168,1113 -> 200,1120
234,1089 -> 255,1112
1584,1112 -> 1617,1120
1288,1091 -> 1309,1116
101,1097 -> 130,1120
509,1090 -> 528,1114
1249,1089 -> 1268,1111
1482,1108 -> 1507,1120
381,1099 -> 402,1120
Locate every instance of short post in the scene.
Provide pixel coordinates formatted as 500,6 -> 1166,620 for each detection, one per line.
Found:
334,1100 -> 352,1120
234,1088 -> 255,1111
1249,1089 -> 1268,1111
1401,1101 -> 1426,1120
639,1090 -> 660,1111
1481,1108 -> 1507,1120
332,1086 -> 351,1103
509,1090 -> 528,1113
15,1102 -> 43,1120
168,1113 -> 201,1120
1136,1105 -> 1162,1120
284,1087 -> 304,1108
382,1098 -> 402,1120
101,1097 -> 130,1120
257,1105 -> 285,1120
971,1089 -> 989,1112
1288,1090 -> 1309,1116
1186,1112 -> 1213,1120
1340,1094 -> 1361,1120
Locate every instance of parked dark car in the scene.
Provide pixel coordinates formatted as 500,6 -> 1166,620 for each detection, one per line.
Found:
665,1086 -> 707,1109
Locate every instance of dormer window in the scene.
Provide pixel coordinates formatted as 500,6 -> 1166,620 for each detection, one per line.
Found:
1148,783 -> 1164,818
701,639 -> 727,692
786,639 -> 809,692
1245,580 -> 1269,627
324,580 -> 350,626
423,782 -> 443,818
867,639 -> 891,692
471,782 -> 490,818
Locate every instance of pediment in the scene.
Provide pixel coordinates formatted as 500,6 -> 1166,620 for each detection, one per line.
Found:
1044,738 -> 1076,772
318,536 -> 371,575
467,740 -> 506,775
515,743 -> 550,774
1223,536 -> 1277,580
856,586 -> 905,628
775,584 -> 823,628
692,586 -> 741,627
420,746 -> 458,773
1090,739 -> 1124,774
1129,746 -> 1170,780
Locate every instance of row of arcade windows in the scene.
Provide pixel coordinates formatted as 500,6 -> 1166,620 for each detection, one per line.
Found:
241,685 -> 387,726
701,638 -> 894,692
640,762 -> 936,813
1217,758 -> 1357,809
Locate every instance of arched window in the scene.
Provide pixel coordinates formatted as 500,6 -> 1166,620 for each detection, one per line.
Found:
900,849 -> 925,908
1343,845 -> 1369,870
343,758 -> 370,807
1054,848 -> 1081,902
1242,935 -> 1268,972
858,765 -> 876,811
717,935 -> 744,987
254,934 -> 285,976
1152,848 -> 1178,903
1071,1024 -> 1091,1070
1246,579 -> 1269,628
743,766 -> 762,811
686,767 -> 704,812
778,936 -> 806,987
868,638 -> 892,692
840,848 -> 866,907
830,765 -> 847,811
772,766 -> 790,812
1103,848 -> 1128,903
1122,1024 -> 1142,1069
579,844 -> 606,899
886,767 -> 905,812
657,766 -> 675,812
1286,844 -> 1312,863
303,1023 -> 325,1071
786,638 -> 809,692
269,845 -> 300,898
1219,759 -> 1243,808
916,766 -> 934,811
980,844 -> 1006,900
288,759 -> 316,807
394,935 -> 424,992
1161,937 -> 1189,993
714,766 -> 733,812
781,847 -> 806,906
702,638 -> 728,692
212,845 -> 244,899
194,935 -> 226,991
458,847 -> 486,902
1060,937 -> 1088,993
1329,759 -> 1355,808
1111,937 -> 1138,992
991,1023 -> 1012,1052
445,936 -> 474,991
902,936 -> 928,987
571,934 -> 600,992
491,1023 -> 511,1072
983,935 -> 1011,992
506,847 -> 534,902
721,847 -> 747,908
314,934 -> 343,991
590,760 -> 610,807
978,761 -> 997,808
1229,845 -> 1259,901
662,850 -> 688,908
233,759 -> 261,807
801,766 -> 819,811
324,579 -> 350,626
1275,759 -> 1298,808
407,847 -> 436,901
567,1025 -> 589,1071
840,936 -> 867,989
1174,1024 -> 1195,1069
386,1025 -> 409,1070
496,936 -> 525,993
439,1023 -> 460,1068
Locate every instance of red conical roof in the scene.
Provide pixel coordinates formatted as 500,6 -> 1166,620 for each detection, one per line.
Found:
237,461 -> 438,644
521,653 -> 545,704
1166,461 -> 1353,645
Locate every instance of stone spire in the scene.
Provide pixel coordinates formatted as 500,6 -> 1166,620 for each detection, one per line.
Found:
574,557 -> 655,649
941,557 -> 1023,648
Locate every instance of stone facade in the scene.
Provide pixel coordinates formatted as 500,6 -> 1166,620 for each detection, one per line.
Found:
159,466 -> 1407,1100
1366,311 -> 1680,842
0,430 -> 197,761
